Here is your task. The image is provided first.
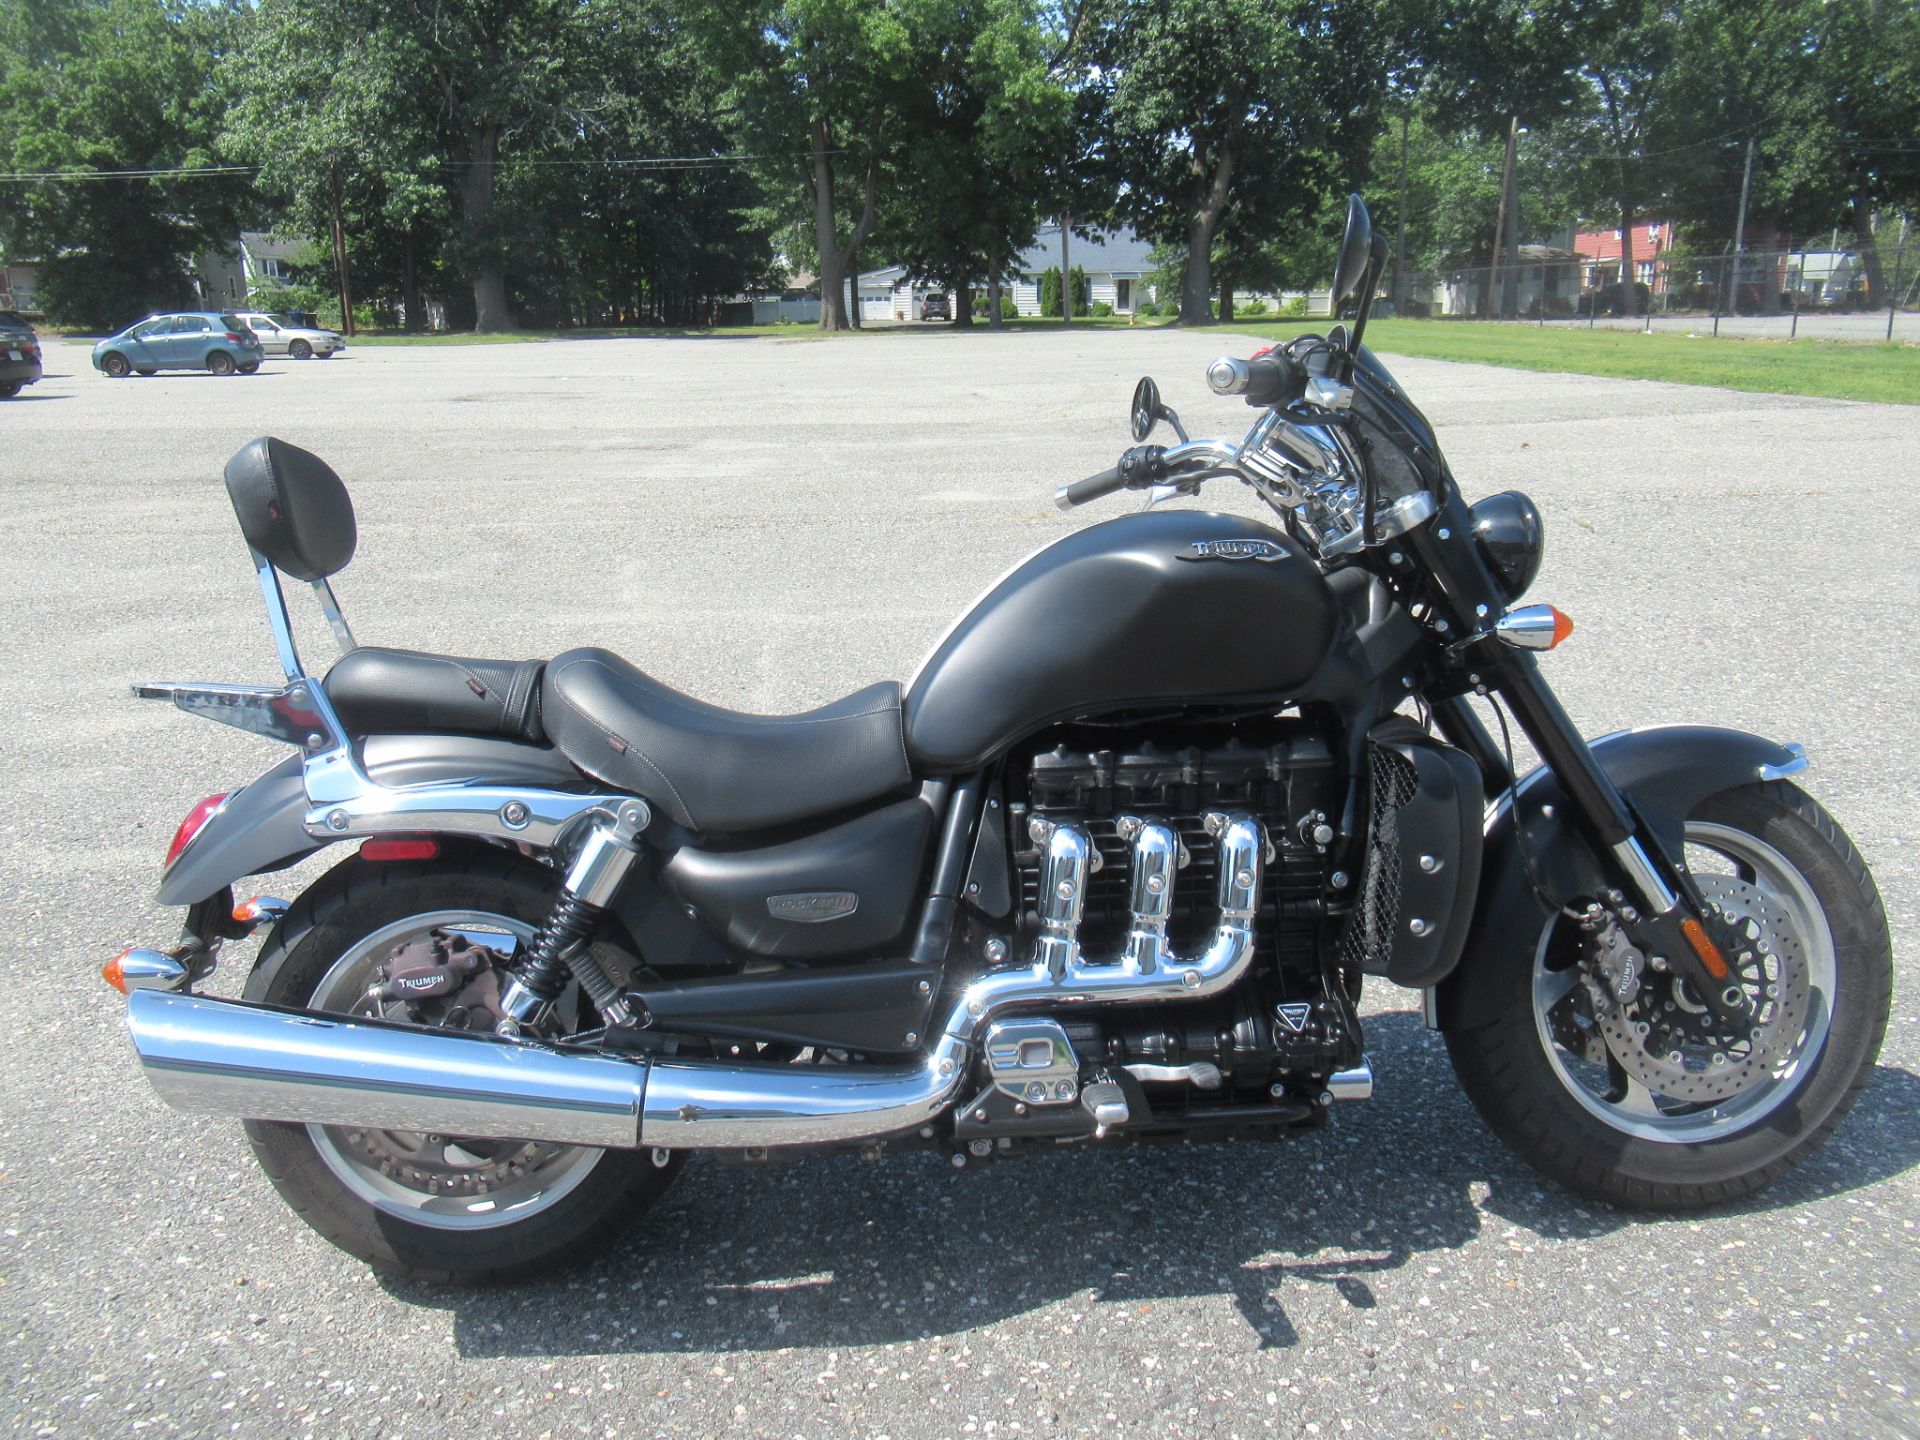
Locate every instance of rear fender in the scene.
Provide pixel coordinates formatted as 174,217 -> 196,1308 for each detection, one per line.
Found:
156,735 -> 589,905
1430,725 -> 1806,1033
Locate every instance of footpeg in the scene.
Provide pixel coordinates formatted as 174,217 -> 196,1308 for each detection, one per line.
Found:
1080,1077 -> 1130,1134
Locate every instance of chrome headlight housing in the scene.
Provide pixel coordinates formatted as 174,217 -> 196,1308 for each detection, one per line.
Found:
1470,490 -> 1545,601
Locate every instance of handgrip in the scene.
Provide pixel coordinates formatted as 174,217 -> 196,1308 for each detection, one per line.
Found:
1055,467 -> 1126,511
1206,352 -> 1303,407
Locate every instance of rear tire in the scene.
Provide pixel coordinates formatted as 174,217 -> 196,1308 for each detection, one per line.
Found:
0,381 -> 19,397
101,351 -> 130,378
135,367 -> 157,377
1447,781 -> 1891,1209
207,351 -> 236,376
238,361 -> 260,374
242,846 -> 679,1281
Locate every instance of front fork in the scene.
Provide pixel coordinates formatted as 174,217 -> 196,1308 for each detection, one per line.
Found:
1413,504 -> 1754,1032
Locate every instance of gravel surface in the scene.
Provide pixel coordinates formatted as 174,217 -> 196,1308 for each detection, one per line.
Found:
2,330 -> 1915,1439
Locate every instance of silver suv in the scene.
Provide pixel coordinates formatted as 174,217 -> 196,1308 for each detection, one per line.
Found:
236,312 -> 345,359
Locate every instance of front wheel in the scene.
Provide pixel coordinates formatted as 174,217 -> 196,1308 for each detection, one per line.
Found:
1448,781 -> 1891,1209
101,351 -> 130,378
288,338 -> 312,359
242,846 -> 679,1280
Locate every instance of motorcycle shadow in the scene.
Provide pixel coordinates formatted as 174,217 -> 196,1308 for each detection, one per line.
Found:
380,1010 -> 1920,1356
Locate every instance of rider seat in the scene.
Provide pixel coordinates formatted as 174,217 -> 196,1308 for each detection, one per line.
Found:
541,647 -> 912,834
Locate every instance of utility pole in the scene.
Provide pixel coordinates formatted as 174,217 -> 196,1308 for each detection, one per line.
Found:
1060,212 -> 1073,325
1393,106 -> 1409,312
329,164 -> 354,338
1489,114 -> 1518,319
1730,134 -> 1755,315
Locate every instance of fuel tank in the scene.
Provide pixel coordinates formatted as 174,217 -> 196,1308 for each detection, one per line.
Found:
904,510 -> 1337,771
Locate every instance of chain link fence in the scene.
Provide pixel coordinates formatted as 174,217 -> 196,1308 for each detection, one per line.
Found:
1388,241 -> 1918,342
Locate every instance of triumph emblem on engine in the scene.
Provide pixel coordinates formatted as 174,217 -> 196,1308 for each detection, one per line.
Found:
1182,538 -> 1288,562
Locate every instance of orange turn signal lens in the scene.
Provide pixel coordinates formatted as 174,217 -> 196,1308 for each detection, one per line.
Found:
1680,917 -> 1731,980
1546,605 -> 1575,649
101,947 -> 134,995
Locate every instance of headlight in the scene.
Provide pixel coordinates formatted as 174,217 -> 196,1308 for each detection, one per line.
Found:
1470,490 -> 1545,601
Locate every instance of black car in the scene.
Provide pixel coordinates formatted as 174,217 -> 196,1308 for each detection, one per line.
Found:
0,310 -> 42,397
921,292 -> 950,321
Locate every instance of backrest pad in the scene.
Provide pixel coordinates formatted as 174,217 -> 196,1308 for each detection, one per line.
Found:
223,435 -> 356,582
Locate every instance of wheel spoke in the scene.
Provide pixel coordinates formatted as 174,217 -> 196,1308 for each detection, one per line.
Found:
1612,1077 -> 1664,1118
1536,966 -> 1581,1012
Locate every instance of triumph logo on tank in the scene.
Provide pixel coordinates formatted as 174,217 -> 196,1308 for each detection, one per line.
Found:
766,891 -> 860,922
1182,538 -> 1288,562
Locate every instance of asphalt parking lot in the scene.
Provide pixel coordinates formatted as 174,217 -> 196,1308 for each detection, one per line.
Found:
2,329 -> 1916,1439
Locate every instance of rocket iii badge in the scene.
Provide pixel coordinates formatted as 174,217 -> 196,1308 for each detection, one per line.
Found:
1182,537 -> 1288,562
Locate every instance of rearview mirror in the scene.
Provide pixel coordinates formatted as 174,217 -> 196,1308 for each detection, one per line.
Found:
1332,194 -> 1373,308
1130,376 -> 1161,441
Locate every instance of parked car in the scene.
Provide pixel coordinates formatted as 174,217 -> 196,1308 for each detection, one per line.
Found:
236,311 -> 345,359
91,313 -> 264,377
920,292 -> 950,321
0,310 -> 42,397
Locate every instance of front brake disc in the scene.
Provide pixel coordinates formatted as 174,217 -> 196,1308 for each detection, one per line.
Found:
1593,875 -> 1809,1105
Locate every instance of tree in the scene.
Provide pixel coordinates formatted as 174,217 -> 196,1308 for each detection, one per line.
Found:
0,0 -> 251,329
706,1 -> 916,330
1090,0 -> 1388,326
873,0 -> 1067,327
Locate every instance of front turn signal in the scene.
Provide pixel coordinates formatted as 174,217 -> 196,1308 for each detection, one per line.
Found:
1493,604 -> 1574,651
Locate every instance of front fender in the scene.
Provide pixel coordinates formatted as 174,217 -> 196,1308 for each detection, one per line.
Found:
155,735 -> 588,905
1429,724 -> 1806,1032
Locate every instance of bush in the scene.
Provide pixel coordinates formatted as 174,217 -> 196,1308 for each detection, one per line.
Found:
1040,267 -> 1061,317
1092,300 -> 1113,317
1136,301 -> 1157,317
1241,299 -> 1268,317
1281,295 -> 1308,318
999,294 -> 1019,320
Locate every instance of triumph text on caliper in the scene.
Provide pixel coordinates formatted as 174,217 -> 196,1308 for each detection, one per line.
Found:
105,195 -> 1893,1281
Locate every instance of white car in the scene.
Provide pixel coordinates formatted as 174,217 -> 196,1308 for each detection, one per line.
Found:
236,312 -> 346,360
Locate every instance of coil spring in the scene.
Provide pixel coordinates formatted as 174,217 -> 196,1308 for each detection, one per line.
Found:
516,891 -> 620,1011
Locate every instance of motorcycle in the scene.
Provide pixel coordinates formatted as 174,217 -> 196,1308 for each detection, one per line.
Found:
108,196 -> 1892,1281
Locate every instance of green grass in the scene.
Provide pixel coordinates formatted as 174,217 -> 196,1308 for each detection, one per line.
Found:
1186,316 -> 1920,406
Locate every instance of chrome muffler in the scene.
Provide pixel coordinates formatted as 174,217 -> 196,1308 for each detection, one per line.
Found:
124,989 -> 965,1150
124,811 -> 1274,1151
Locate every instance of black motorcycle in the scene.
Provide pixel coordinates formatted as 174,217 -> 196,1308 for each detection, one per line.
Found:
109,196 -> 1891,1281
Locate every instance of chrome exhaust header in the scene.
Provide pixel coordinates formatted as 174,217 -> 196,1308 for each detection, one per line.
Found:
123,812 -> 1273,1152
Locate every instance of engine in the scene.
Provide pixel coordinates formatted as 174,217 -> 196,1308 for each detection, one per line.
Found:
996,720 -> 1361,1106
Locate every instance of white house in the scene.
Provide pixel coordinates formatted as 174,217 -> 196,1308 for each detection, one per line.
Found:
195,232 -> 320,306
1009,225 -> 1158,316
0,258 -> 39,315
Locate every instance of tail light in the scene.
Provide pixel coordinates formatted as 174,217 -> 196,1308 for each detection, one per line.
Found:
224,332 -> 248,345
165,792 -> 230,867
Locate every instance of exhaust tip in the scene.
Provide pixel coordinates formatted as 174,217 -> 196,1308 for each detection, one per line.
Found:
1327,1057 -> 1373,1102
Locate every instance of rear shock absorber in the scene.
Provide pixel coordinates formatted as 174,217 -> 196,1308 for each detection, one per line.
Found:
497,801 -> 650,1034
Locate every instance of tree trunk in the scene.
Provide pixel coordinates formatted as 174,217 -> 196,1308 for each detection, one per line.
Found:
1060,212 -> 1072,324
402,231 -> 422,333
1180,141 -> 1236,325
986,254 -> 1005,329
845,242 -> 862,329
955,283 -> 973,327
1218,271 -> 1234,324
463,122 -> 512,332
1853,193 -> 1885,308
810,121 -> 879,332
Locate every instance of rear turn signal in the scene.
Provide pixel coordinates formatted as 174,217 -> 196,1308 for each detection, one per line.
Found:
102,946 -> 189,994
360,837 -> 440,862
1492,604 -> 1574,652
164,792 -> 230,867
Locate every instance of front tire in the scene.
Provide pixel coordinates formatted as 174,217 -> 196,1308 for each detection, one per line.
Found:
1447,781 -> 1891,1209
242,845 -> 679,1281
101,351 -> 130,378
288,338 -> 312,359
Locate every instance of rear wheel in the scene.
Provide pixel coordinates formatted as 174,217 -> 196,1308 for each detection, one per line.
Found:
288,338 -> 312,359
101,351 -> 130,378
238,360 -> 260,374
0,381 -> 19,398
1448,781 -> 1891,1209
207,351 -> 236,376
135,367 -> 157,377
243,846 -> 679,1281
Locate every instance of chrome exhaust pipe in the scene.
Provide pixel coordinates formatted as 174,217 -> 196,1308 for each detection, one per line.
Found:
127,990 -> 652,1148
125,989 -> 965,1151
